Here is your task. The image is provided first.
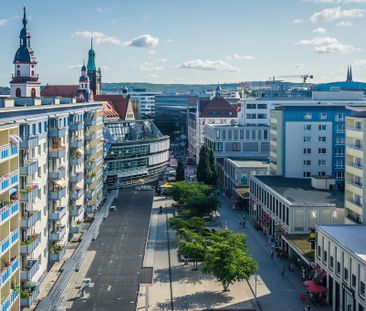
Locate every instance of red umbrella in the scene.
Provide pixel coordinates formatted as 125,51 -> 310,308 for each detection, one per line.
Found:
307,284 -> 327,293
303,280 -> 314,286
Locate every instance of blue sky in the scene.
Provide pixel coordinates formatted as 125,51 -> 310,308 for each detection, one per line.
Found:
1,0 -> 366,85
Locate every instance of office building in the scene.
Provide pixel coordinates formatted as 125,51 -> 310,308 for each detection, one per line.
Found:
129,88 -> 161,117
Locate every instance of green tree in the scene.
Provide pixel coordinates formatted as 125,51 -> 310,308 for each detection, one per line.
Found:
176,161 -> 185,181
177,229 -> 205,269
168,182 -> 212,203
202,239 -> 258,291
169,217 -> 206,234
184,194 -> 218,217
197,145 -> 217,186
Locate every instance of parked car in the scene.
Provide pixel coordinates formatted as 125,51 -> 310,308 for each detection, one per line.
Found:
110,205 -> 116,211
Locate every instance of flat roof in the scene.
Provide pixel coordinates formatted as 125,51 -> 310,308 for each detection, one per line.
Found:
253,175 -> 344,207
317,225 -> 366,264
228,158 -> 270,169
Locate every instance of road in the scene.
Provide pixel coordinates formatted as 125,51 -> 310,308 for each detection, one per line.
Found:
218,195 -> 332,311
70,189 -> 154,311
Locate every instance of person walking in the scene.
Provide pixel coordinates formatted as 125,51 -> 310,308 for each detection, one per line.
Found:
281,265 -> 286,276
270,249 -> 274,258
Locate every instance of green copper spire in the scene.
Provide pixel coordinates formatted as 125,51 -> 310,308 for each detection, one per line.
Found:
87,37 -> 96,71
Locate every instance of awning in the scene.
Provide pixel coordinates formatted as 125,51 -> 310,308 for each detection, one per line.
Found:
282,235 -> 315,265
234,187 -> 249,199
9,134 -> 22,144
307,284 -> 327,293
55,180 -> 66,188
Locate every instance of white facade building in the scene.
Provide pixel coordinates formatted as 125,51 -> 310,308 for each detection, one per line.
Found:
129,91 -> 161,117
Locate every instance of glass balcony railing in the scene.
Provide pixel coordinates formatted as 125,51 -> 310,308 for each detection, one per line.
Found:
0,202 -> 19,225
49,147 -> 66,158
20,159 -> 38,176
0,256 -> 19,287
20,258 -> 40,281
70,139 -> 83,148
70,172 -> 83,183
49,187 -> 66,200
49,167 -> 66,180
71,205 -> 83,217
49,207 -> 66,221
20,210 -> 41,229
20,135 -> 38,150
0,144 -> 18,162
2,289 -> 19,311
20,234 -> 41,255
1,229 -> 19,257
49,226 -> 66,241
20,185 -> 38,202
49,128 -> 66,138
0,170 -> 18,193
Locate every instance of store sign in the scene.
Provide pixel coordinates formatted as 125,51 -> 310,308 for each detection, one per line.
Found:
308,229 -> 316,242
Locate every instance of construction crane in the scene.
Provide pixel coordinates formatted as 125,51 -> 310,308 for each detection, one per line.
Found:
277,74 -> 314,83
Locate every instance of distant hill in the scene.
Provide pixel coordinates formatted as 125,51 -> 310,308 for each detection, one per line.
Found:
0,87 -> 10,95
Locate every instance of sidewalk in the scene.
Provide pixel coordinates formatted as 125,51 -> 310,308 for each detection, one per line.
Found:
137,196 -> 257,311
218,195 -> 332,311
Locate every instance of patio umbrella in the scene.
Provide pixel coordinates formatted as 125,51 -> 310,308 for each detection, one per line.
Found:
303,280 -> 314,286
307,284 -> 327,293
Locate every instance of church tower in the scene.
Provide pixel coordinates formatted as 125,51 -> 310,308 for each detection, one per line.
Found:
76,61 -> 93,102
10,7 -> 41,98
87,38 -> 102,95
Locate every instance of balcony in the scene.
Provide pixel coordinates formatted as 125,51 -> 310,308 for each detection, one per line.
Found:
70,189 -> 83,200
85,175 -> 95,184
20,135 -> 39,149
49,128 -> 66,138
86,206 -> 95,213
70,172 -> 83,183
20,159 -> 38,176
49,187 -> 66,200
71,205 -> 83,217
1,229 -> 19,257
85,161 -> 96,170
85,147 -> 97,155
49,166 -> 66,179
0,202 -> 19,225
85,117 -> 102,126
86,189 -> 96,200
70,156 -> 83,166
49,207 -> 66,221
69,123 -> 83,132
3,289 -> 20,310
85,132 -> 98,141
21,259 -> 40,281
20,234 -> 41,255
20,286 -> 39,308
0,256 -> 19,287
72,224 -> 81,234
348,127 -> 363,132
0,170 -> 18,193
20,211 -> 41,229
49,226 -> 66,241
346,199 -> 362,209
347,144 -> 363,151
346,180 -> 363,189
346,162 -> 363,170
20,185 -> 38,202
70,139 -> 83,148
0,144 -> 18,163
49,245 -> 66,262
49,147 -> 66,158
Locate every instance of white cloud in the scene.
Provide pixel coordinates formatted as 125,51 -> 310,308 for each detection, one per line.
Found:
0,16 -> 18,27
72,31 -> 121,46
136,58 -> 167,72
336,20 -> 353,26
292,19 -> 303,24
313,27 -> 327,33
147,74 -> 159,79
178,59 -> 240,72
0,19 -> 8,26
148,50 -> 156,55
227,53 -> 255,61
354,59 -> 366,68
295,36 -> 360,54
296,63 -> 305,70
124,34 -> 159,48
67,64 -> 82,70
102,65 -> 110,71
307,0 -> 366,3
310,7 -> 365,23
96,6 -> 106,13
166,38 -> 173,43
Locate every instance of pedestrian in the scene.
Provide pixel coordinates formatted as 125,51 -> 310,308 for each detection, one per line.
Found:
289,263 -> 294,272
270,249 -> 274,258
305,304 -> 311,311
281,265 -> 286,276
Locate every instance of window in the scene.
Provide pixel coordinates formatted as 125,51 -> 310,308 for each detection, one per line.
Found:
320,113 -> 327,120
247,103 -> 256,109
323,250 -> 327,262
304,136 -> 311,142
335,113 -> 345,121
216,130 -> 220,139
222,130 -> 226,140
330,256 -> 334,269
304,171 -> 311,177
257,113 -> 267,119
15,88 -> 21,97
304,160 -> 311,166
318,125 -> 327,131
304,113 -> 312,120
317,246 -> 321,258
252,130 -> 256,140
246,113 -> 256,119
31,88 -> 36,98
263,130 -> 268,140
304,125 -> 312,131
232,142 -> 241,151
240,130 -> 244,139
344,268 -> 349,281
303,148 -> 311,154
258,131 -> 262,140
44,121 -> 48,132
318,148 -> 327,154
318,160 -> 326,166
337,262 -> 341,275
233,130 -> 238,140
352,274 -> 356,288
38,122 -> 42,134
318,136 -> 326,142
257,104 -> 267,109
318,171 -> 326,176
228,130 -> 232,140
361,281 -> 365,296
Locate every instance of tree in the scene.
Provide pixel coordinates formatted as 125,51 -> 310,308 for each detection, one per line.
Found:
184,194 -> 218,217
197,145 -> 217,186
176,161 -> 185,181
169,217 -> 206,234
177,229 -> 205,269
202,239 -> 258,292
168,182 -> 212,203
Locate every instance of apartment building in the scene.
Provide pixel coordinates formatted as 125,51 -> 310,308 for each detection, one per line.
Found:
344,106 -> 366,224
316,225 -> 366,311
0,123 -> 20,311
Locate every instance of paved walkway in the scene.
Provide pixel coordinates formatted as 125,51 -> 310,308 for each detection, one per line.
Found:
137,196 -> 256,311
218,195 -> 332,311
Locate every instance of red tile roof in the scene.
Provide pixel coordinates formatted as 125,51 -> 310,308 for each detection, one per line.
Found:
102,101 -> 120,119
200,97 -> 237,118
41,85 -> 78,97
94,95 -> 131,120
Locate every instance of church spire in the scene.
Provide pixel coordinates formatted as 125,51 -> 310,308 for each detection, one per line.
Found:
87,37 -> 96,71
349,65 -> 353,82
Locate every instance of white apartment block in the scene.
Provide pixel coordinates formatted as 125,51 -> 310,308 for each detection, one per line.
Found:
238,99 -> 274,126
316,225 -> 366,311
129,91 -> 160,117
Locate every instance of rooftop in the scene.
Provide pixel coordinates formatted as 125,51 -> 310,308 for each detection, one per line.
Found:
253,175 -> 344,207
227,159 -> 270,169
317,225 -> 366,264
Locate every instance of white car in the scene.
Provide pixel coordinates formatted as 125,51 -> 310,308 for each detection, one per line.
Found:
110,205 -> 116,211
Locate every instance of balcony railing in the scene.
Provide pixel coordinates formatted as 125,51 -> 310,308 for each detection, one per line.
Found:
85,147 -> 97,155
20,211 -> 41,229
0,144 -> 18,162
70,189 -> 83,200
85,117 -> 102,126
20,185 -> 38,202
50,245 -> 66,262
49,146 -> 66,158
0,170 -> 18,193
346,180 -> 363,189
85,175 -> 95,184
85,161 -> 96,170
3,289 -> 19,310
86,189 -> 96,200
71,205 -> 83,217
1,229 -> 19,257
49,187 -> 66,200
347,144 -> 363,151
0,256 -> 19,287
70,139 -> 83,148
72,225 -> 81,234
20,286 -> 39,308
0,202 -> 19,225
20,135 -> 39,150
348,127 -> 363,132
49,167 -> 66,180
20,159 -> 38,176
11,74 -> 39,81
69,123 -> 83,132
70,172 -> 83,183
346,199 -> 362,208
49,207 -> 66,221
49,226 -> 66,241
70,156 -> 83,166
49,128 -> 66,138
20,234 -> 41,255
21,258 -> 40,281
346,162 -> 363,170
